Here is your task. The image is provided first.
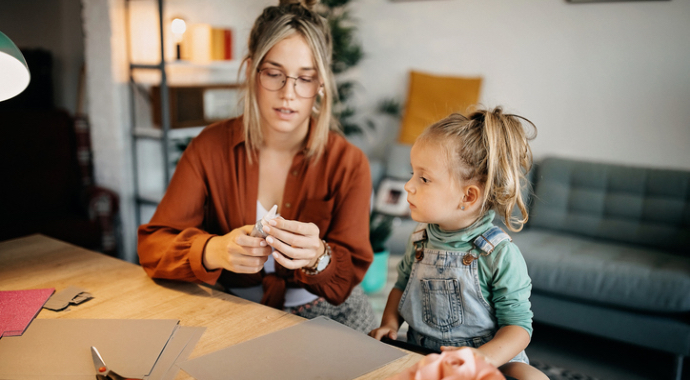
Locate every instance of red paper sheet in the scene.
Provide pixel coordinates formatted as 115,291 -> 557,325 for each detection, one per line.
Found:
0,288 -> 55,337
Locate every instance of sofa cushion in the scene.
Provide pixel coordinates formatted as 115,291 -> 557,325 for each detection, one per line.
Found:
529,157 -> 690,255
513,229 -> 690,313
397,70 -> 482,145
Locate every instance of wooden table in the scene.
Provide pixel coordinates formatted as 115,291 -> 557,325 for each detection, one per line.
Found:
0,234 -> 421,379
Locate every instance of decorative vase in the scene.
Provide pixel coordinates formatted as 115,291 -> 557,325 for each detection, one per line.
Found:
361,250 -> 389,294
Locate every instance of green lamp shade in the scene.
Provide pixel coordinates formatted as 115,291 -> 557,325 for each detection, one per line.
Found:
0,31 -> 30,102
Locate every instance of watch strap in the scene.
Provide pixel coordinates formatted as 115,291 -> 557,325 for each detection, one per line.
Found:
301,240 -> 331,275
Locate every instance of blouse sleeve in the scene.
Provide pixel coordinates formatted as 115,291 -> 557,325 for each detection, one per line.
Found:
294,149 -> 374,305
137,136 -> 221,285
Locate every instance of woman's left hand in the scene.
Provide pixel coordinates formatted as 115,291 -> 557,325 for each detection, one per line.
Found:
261,217 -> 324,270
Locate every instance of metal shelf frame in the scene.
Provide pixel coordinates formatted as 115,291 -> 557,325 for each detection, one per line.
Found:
125,0 -> 171,228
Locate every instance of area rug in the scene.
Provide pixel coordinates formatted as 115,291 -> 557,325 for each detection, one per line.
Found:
530,360 -> 601,380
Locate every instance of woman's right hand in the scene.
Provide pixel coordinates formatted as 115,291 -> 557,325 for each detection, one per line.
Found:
202,225 -> 272,273
369,325 -> 399,341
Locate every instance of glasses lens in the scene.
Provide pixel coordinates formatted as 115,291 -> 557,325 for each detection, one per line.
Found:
258,69 -> 286,91
295,77 -> 319,98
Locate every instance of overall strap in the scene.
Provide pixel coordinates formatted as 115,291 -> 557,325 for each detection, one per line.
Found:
473,225 -> 512,256
411,223 -> 428,261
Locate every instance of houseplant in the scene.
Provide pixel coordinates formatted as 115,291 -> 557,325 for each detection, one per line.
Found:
361,212 -> 395,293
319,0 -> 366,136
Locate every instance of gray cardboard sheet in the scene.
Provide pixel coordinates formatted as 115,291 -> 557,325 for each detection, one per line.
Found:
148,325 -> 206,380
0,319 -> 180,379
179,316 -> 406,380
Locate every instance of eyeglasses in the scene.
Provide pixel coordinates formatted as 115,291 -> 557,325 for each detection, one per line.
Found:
257,68 -> 322,98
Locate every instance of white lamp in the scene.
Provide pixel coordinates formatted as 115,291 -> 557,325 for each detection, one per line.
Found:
171,18 -> 187,60
0,31 -> 30,102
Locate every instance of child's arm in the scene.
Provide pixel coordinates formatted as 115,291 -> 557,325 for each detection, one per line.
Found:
368,287 -> 404,340
477,325 -> 530,367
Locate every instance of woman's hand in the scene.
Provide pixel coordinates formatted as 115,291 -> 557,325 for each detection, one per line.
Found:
261,217 -> 324,270
202,225 -> 272,273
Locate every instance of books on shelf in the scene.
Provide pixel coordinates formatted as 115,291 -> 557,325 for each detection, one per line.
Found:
181,24 -> 232,63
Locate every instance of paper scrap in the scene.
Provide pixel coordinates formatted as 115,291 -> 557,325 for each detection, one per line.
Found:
0,288 -> 54,337
43,286 -> 93,311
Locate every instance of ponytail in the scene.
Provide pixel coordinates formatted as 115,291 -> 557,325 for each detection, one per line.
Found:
480,108 -> 536,231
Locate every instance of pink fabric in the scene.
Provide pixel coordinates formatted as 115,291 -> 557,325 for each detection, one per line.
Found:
387,348 -> 505,380
0,288 -> 55,337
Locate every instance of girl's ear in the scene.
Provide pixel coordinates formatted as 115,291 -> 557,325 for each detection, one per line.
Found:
461,185 -> 481,208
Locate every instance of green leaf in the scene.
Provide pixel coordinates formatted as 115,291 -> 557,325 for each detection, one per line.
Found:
370,212 -> 395,252
377,98 -> 402,117
321,0 -> 350,8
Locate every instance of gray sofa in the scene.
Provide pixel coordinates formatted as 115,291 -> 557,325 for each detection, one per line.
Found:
372,150 -> 690,379
513,157 -> 690,380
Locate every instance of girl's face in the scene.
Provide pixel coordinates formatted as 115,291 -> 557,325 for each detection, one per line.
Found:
256,34 -> 320,138
404,139 -> 467,231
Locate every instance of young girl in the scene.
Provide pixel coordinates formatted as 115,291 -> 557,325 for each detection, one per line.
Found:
370,108 -> 547,380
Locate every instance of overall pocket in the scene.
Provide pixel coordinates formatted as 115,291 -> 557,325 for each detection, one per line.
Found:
421,278 -> 463,330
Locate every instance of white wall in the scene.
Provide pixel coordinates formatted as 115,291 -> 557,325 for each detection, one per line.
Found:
0,0 -> 84,114
82,0 -> 689,261
82,0 -> 135,261
351,0 -> 690,170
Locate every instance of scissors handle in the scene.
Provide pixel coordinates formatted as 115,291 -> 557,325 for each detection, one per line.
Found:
97,373 -> 140,380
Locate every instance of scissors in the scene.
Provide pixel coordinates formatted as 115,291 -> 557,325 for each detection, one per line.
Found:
90,346 -> 142,380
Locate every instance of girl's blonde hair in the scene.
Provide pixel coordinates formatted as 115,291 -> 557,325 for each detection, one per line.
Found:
242,0 -> 337,161
418,107 -> 537,232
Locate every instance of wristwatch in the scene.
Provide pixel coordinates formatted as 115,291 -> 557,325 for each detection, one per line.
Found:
301,240 -> 331,275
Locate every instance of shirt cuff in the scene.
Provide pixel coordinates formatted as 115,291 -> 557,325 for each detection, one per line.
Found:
189,234 -> 222,285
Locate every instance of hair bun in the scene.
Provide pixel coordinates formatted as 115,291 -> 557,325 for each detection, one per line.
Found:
279,0 -> 319,11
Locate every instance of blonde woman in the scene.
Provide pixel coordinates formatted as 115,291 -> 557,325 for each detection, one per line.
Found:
138,0 -> 376,332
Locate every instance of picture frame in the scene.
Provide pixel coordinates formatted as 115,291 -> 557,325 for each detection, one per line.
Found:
567,0 -> 668,2
374,178 -> 410,216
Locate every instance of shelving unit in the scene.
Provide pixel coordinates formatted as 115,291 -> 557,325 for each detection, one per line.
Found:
125,0 -> 170,228
124,0 -> 242,227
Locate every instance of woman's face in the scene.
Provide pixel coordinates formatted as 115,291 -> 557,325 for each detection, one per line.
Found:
256,34 -> 320,138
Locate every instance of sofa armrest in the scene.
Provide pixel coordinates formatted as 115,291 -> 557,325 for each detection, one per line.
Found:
85,186 -> 120,256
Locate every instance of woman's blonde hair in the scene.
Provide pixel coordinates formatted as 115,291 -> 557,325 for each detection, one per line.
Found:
418,107 -> 537,232
241,0 -> 337,161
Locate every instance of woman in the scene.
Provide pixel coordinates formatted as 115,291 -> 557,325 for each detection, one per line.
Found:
137,0 -> 376,332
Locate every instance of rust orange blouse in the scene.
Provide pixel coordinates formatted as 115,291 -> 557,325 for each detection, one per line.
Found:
137,117 -> 373,307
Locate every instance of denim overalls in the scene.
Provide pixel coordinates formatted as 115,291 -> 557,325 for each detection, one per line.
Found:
398,223 -> 529,364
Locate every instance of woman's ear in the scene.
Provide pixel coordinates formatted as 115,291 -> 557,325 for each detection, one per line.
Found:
245,58 -> 253,82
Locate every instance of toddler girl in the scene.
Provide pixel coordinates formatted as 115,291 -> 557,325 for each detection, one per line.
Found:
370,107 -> 546,380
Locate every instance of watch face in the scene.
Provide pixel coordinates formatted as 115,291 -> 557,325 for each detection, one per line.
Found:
316,254 -> 331,271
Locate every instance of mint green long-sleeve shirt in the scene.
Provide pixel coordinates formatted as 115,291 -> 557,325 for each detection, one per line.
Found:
394,211 -> 534,336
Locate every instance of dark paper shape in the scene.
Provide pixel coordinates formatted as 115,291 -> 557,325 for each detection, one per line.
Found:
179,316 -> 406,380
